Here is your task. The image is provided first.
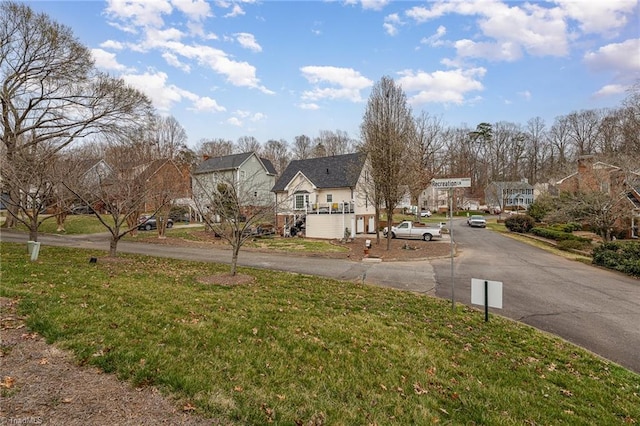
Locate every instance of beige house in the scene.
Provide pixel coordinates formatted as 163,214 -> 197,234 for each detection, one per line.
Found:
271,152 -> 376,239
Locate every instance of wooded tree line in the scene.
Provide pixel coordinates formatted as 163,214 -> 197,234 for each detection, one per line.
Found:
195,85 -> 639,202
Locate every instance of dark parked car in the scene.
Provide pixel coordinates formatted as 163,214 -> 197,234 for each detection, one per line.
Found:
138,216 -> 174,231
71,205 -> 94,215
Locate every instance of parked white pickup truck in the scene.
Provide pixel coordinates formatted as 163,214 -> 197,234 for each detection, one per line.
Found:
383,221 -> 442,241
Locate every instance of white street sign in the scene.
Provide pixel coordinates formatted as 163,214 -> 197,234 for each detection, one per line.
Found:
471,278 -> 503,309
431,178 -> 471,189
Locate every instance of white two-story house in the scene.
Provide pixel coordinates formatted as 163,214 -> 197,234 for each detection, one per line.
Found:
271,152 -> 376,239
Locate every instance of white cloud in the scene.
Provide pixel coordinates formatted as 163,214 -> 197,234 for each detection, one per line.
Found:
593,84 -> 628,97
224,4 -> 245,18
172,0 -> 212,21
298,103 -> 320,110
235,32 -> 262,52
584,38 -> 640,74
120,70 -> 225,113
100,40 -> 125,50
227,117 -> 243,126
405,1 -> 571,60
300,66 -> 373,102
121,70 -> 185,111
360,0 -> 390,11
162,52 -> 191,72
189,96 -> 226,112
397,67 -> 486,105
144,27 -> 185,46
91,48 -> 130,71
476,2 -> 569,57
251,112 -> 266,122
106,0 -> 172,28
135,40 -> 273,93
454,39 -> 523,62
553,0 -> 637,35
584,38 -> 640,96
420,25 -> 447,47
383,14 -> 401,36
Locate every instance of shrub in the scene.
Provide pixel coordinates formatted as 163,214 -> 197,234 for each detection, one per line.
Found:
592,241 -> 640,277
563,222 -> 583,233
504,215 -> 536,233
530,227 -> 591,243
557,239 -> 592,252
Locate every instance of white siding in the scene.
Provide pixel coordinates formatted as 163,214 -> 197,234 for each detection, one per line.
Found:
306,214 -> 355,239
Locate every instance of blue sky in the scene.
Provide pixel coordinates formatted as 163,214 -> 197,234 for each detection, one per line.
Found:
26,0 -> 640,148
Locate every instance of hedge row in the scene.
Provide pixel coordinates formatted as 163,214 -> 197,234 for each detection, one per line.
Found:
530,227 -> 592,243
592,241 -> 640,277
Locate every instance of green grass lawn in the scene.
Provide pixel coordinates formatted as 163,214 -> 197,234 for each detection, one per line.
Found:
1,242 -> 638,424
15,214 -> 116,235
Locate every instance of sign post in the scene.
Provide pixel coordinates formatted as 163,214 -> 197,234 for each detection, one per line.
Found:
432,178 -> 471,310
471,278 -> 503,321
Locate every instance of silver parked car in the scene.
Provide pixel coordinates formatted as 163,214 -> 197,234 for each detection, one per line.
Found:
467,215 -> 486,228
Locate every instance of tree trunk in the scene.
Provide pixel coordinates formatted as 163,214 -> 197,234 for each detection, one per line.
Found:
56,209 -> 67,232
230,243 -> 240,276
109,237 -> 119,257
386,211 -> 393,250
126,213 -> 139,236
1,193 -> 18,228
374,206 -> 381,245
29,223 -> 38,242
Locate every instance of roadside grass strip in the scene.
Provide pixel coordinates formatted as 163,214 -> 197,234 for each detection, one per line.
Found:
1,242 -> 638,424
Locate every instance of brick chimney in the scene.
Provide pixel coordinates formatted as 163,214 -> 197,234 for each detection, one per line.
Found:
577,155 -> 595,174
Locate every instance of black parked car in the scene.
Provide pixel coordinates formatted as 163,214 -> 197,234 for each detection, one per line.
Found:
71,205 -> 94,215
138,216 -> 174,231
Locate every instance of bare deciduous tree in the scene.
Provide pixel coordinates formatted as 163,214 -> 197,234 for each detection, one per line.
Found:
360,76 -> 416,249
195,138 -> 234,159
0,142 -> 60,241
64,140 -> 169,257
292,135 -> 313,160
1,2 -> 153,228
236,136 -> 261,154
313,130 -> 354,157
153,115 -> 188,160
407,112 -> 446,219
262,139 -> 290,175
192,171 -> 276,276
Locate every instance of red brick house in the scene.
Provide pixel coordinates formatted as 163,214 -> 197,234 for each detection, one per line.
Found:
133,159 -> 192,212
556,155 -> 640,238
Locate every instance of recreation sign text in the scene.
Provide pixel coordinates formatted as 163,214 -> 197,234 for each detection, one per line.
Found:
431,178 -> 471,189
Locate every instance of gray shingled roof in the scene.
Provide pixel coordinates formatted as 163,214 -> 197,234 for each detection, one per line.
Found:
272,152 -> 367,192
194,152 -> 276,175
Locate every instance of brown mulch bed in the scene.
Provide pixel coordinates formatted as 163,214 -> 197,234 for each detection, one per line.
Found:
134,231 -> 453,262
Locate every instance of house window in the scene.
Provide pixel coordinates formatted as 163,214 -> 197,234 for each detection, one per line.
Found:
295,193 -> 309,210
326,194 -> 333,203
600,182 -> 609,193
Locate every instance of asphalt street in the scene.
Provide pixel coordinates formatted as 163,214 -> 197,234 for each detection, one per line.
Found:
2,224 -> 639,373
